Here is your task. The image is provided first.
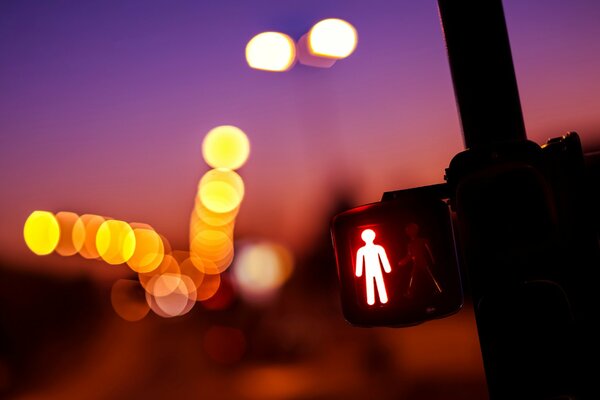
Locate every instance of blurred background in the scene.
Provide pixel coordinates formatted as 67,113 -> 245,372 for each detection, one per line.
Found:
1,0 -> 599,398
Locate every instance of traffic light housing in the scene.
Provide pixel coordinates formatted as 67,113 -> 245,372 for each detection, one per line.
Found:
331,185 -> 463,327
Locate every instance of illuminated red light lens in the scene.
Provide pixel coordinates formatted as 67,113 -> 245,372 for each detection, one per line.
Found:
355,229 -> 391,305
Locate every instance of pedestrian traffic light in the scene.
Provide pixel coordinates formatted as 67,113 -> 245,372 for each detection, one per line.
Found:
329,0 -> 600,397
331,185 -> 463,327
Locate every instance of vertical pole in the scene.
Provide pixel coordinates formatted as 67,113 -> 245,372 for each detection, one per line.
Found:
437,0 -> 526,149
438,1 -> 584,398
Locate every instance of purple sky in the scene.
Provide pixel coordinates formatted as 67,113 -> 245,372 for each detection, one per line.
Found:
1,0 -> 599,273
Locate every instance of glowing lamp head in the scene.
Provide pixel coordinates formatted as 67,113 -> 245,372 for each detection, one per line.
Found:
308,18 -> 358,59
245,32 -> 296,72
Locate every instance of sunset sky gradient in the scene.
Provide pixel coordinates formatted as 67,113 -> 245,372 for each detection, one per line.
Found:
1,0 -> 599,273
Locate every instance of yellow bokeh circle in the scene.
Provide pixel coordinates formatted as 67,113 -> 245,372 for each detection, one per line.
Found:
202,125 -> 250,170
198,168 -> 245,214
127,227 -> 165,273
23,211 -> 60,256
96,220 -> 136,265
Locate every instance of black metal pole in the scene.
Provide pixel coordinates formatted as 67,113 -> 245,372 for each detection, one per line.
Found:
437,0 -> 527,149
438,1 -> 588,398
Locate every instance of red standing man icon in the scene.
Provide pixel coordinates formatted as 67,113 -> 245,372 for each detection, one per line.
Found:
355,229 -> 392,305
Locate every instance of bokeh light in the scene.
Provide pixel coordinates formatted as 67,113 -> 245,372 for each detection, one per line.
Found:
192,199 -> 239,227
308,18 -> 358,59
198,168 -> 245,214
138,254 -> 180,292
203,326 -> 246,364
141,252 -> 198,317
22,118 -> 252,319
79,214 -> 107,259
202,125 -> 250,170
176,252 -> 205,291
127,226 -> 164,273
110,279 -> 150,322
146,272 -> 182,298
233,241 -> 294,303
54,212 -> 85,256
23,211 -> 60,256
245,32 -> 296,72
190,226 -> 235,274
146,273 -> 196,318
155,276 -> 196,317
23,207 -> 221,320
96,219 -> 136,265
195,273 -> 221,301
191,228 -> 233,260
190,167 -> 239,275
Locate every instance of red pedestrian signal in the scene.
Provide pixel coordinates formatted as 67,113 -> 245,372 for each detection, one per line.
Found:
331,185 -> 463,327
355,229 -> 392,305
